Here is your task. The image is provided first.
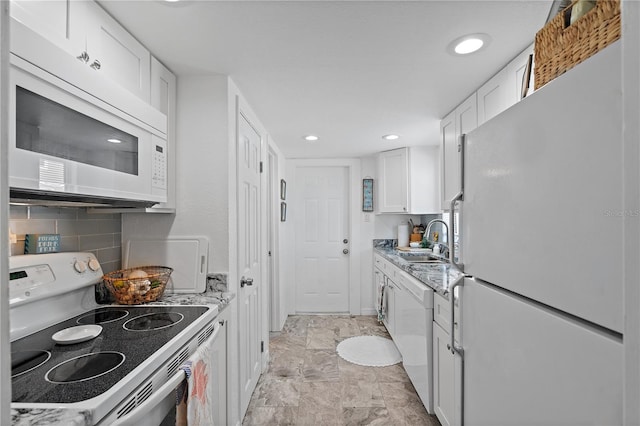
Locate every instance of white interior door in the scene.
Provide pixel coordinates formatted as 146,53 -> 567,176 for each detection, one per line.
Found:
294,166 -> 350,313
237,112 -> 262,416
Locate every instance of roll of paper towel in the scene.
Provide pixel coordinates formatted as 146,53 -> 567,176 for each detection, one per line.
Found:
398,224 -> 409,247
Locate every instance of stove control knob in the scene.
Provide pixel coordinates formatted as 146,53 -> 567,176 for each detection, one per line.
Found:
88,258 -> 101,272
74,260 -> 87,273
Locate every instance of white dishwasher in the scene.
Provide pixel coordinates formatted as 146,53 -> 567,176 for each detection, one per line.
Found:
394,269 -> 434,414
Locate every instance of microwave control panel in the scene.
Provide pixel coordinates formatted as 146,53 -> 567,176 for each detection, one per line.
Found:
152,138 -> 167,190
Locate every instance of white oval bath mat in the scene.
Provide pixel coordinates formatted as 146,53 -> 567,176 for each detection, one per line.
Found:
336,336 -> 402,367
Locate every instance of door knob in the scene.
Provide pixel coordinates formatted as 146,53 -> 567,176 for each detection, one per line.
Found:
343,249 -> 349,254
240,277 -> 254,287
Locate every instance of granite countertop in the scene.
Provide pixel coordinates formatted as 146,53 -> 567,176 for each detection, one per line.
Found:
374,247 -> 462,297
148,290 -> 235,312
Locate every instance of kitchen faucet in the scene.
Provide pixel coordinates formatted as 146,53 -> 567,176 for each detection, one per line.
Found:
425,219 -> 449,257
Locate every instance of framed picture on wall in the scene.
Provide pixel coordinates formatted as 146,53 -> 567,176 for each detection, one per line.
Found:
280,179 -> 287,200
280,202 -> 287,221
362,178 -> 374,212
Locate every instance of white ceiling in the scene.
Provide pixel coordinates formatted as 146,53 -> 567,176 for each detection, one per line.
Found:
98,0 -> 551,159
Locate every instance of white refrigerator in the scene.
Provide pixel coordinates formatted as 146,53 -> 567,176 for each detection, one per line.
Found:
449,41 -> 623,425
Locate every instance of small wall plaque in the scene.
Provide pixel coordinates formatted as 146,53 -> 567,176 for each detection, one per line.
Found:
24,234 -> 61,254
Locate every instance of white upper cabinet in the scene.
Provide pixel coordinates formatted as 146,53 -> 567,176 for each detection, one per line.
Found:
378,146 -> 440,214
378,148 -> 409,213
441,94 -> 477,210
10,0 -> 86,58
477,67 -> 510,126
81,1 -> 151,102
10,0 -> 151,102
477,44 -> 534,126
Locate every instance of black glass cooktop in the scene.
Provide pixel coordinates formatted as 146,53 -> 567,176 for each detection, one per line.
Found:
11,306 -> 209,404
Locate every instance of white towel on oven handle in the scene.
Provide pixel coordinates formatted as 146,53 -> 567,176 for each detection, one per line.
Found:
376,279 -> 385,323
176,332 -> 216,426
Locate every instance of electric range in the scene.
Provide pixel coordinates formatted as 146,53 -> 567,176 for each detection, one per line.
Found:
9,252 -> 218,425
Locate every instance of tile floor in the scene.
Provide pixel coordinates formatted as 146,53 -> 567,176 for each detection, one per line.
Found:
242,315 -> 441,426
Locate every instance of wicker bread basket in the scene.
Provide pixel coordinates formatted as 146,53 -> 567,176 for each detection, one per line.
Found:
534,0 -> 620,89
103,266 -> 173,305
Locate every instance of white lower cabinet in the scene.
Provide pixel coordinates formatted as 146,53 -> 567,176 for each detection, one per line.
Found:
433,320 -> 455,426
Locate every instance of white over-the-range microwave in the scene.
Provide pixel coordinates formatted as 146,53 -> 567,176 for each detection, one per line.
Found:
9,22 -> 168,208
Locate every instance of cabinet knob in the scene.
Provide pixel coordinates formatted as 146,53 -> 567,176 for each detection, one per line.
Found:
343,249 -> 349,254
343,238 -> 349,244
403,207 -> 407,211
90,60 -> 101,70
77,51 -> 90,63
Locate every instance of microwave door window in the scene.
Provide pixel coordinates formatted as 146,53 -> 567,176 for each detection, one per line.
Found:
16,86 -> 139,176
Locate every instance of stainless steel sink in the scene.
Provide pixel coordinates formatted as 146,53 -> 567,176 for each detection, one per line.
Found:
401,255 -> 446,264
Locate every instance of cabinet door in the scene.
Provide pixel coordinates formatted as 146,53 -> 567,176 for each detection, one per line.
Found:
440,110 -> 457,210
83,1 -> 151,101
10,0 -> 85,57
433,321 -> 455,426
407,146 -> 440,214
477,67 -> 510,126
378,148 -> 409,213
456,93 -> 478,139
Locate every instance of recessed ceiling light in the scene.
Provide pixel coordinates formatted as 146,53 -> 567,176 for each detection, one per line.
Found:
107,138 -> 122,144
304,135 -> 319,142
448,33 -> 491,56
382,134 -> 400,141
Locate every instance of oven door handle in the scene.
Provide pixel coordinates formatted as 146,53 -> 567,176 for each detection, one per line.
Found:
112,321 -> 223,426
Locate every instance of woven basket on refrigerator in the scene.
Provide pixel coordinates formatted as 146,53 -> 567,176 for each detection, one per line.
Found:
534,0 -> 620,89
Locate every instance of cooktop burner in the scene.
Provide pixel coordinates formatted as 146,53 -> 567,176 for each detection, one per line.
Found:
123,312 -> 184,331
46,352 -> 125,383
11,305 -> 209,404
11,350 -> 51,378
77,309 -> 129,325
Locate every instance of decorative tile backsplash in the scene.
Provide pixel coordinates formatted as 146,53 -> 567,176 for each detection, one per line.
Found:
9,206 -> 122,274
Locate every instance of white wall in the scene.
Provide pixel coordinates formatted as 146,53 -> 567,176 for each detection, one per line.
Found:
122,75 -> 231,273
270,138 -> 288,331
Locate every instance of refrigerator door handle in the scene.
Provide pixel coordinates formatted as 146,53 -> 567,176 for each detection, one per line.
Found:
449,134 -> 465,273
449,192 -> 464,272
448,274 -> 465,356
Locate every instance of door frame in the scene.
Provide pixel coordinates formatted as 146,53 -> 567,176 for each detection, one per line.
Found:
284,159 -> 361,315
266,144 -> 283,331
